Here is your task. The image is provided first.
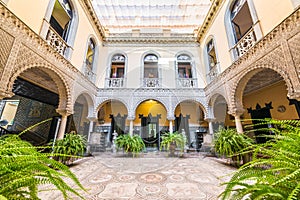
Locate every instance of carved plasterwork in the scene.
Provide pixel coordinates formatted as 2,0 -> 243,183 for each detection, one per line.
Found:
0,28 -> 14,74
206,8 -> 300,112
95,88 -> 208,120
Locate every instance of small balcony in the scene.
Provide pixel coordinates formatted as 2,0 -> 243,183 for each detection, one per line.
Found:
84,68 -> 96,83
105,78 -> 124,88
234,27 -> 256,57
143,78 -> 161,88
46,26 -> 69,56
177,78 -> 197,88
207,63 -> 220,82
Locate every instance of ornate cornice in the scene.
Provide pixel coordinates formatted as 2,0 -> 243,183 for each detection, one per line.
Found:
196,0 -> 225,42
78,0 -> 106,39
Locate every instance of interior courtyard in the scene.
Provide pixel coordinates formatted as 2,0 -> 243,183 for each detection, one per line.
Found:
0,0 -> 300,199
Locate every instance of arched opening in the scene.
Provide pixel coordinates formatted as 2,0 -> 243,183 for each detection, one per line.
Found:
240,68 -> 299,143
175,100 -> 207,150
0,68 -> 63,145
70,94 -> 93,139
143,54 -> 160,87
96,100 -> 128,143
135,100 -> 168,150
106,54 -> 126,88
212,95 -> 230,130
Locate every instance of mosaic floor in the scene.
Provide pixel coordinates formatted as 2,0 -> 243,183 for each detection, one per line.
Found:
39,152 -> 236,200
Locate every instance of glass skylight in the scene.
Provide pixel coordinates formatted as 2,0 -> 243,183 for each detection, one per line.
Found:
92,0 -> 211,35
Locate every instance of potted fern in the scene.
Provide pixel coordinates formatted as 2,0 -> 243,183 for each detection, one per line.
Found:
115,134 -> 145,157
220,119 -> 300,199
160,132 -> 186,156
52,131 -> 86,165
213,128 -> 253,166
0,121 -> 86,199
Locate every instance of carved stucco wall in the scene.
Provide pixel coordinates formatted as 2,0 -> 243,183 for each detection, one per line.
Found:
0,3 -> 97,116
206,9 -> 300,116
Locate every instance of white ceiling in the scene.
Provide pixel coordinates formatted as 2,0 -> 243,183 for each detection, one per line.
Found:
91,0 -> 211,34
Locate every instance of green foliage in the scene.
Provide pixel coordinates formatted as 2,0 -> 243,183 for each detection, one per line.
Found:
220,119 -> 300,200
51,131 -> 86,165
213,128 -> 253,159
0,134 -> 86,199
115,134 -> 145,157
160,132 -> 186,153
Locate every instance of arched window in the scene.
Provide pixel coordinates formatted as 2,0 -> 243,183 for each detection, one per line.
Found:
225,0 -> 262,59
106,54 -> 126,88
110,54 -> 125,78
206,39 -> 219,82
231,0 -> 253,42
176,54 -> 196,88
84,38 -> 96,82
50,0 -> 72,41
143,54 -> 160,87
177,54 -> 192,78
43,0 -> 78,57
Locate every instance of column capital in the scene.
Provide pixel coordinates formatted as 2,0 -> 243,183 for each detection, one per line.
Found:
87,116 -> 97,122
228,108 -> 245,117
167,116 -> 175,121
0,89 -> 14,100
127,116 -> 135,121
56,108 -> 73,116
204,118 -> 216,122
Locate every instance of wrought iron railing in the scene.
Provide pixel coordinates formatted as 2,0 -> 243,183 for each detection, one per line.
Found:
105,78 -> 124,88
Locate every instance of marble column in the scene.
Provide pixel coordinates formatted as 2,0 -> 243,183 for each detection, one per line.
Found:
57,114 -> 68,140
167,117 -> 175,133
56,109 -> 71,140
234,114 -> 244,133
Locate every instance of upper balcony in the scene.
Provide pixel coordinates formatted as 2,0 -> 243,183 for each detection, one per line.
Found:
177,78 -> 197,88
234,27 -> 256,57
45,25 -> 69,56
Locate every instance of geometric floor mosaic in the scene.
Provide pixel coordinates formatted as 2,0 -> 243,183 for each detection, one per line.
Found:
38,152 -> 236,199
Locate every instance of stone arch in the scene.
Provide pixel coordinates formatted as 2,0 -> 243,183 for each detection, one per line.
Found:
96,97 -> 129,114
173,98 -> 208,119
230,65 -> 294,112
73,91 -> 95,118
208,92 -> 229,107
7,63 -> 72,113
132,97 -> 169,118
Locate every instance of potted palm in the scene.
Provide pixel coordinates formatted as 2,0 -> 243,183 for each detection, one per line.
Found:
213,128 -> 253,166
160,132 -> 186,156
51,131 -> 86,165
115,134 -> 145,157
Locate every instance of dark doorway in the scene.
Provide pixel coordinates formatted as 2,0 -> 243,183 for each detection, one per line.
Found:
139,113 -> 161,150
247,102 -> 273,143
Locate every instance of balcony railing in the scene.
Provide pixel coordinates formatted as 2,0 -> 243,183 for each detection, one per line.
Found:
105,78 -> 124,88
143,78 -> 161,88
84,68 -> 96,83
207,63 -> 220,82
177,78 -> 197,88
234,27 -> 256,57
46,26 -> 69,56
